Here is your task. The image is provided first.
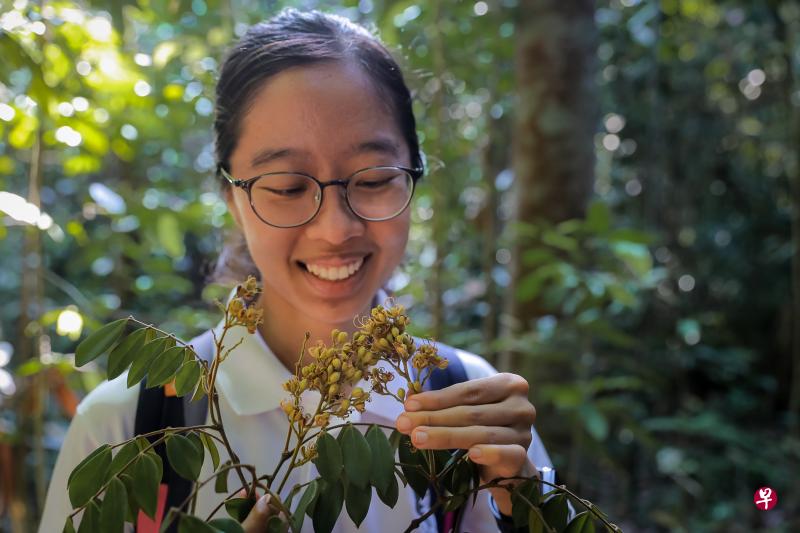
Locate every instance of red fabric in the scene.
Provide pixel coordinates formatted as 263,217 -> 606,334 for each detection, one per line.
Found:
136,483 -> 168,532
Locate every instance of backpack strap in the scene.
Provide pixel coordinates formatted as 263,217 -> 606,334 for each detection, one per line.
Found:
133,384 -> 208,533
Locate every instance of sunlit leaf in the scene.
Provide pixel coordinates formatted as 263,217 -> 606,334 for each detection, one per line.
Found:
75,318 -> 128,367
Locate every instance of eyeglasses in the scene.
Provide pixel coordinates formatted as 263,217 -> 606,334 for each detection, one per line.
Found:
219,165 -> 423,228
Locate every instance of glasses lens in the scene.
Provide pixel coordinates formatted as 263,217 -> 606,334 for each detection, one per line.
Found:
249,173 -> 321,227
347,168 -> 414,220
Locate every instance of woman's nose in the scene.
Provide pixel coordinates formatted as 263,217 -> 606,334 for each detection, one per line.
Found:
303,185 -> 365,244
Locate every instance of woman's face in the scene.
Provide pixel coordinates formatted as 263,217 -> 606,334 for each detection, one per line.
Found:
225,61 -> 411,326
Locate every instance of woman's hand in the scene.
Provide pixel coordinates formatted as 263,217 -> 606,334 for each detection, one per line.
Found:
240,492 -> 283,532
394,372 -> 538,515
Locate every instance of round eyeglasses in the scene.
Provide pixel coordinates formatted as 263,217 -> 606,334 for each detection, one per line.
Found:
219,165 -> 423,228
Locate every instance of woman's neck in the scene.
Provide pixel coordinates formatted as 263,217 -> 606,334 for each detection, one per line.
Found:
255,292 -> 372,371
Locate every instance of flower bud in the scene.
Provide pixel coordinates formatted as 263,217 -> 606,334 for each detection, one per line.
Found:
337,331 -> 348,344
328,383 -> 339,396
328,371 -> 341,384
398,388 -> 406,400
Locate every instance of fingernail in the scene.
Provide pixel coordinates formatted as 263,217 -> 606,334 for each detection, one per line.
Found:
256,494 -> 270,513
413,429 -> 428,445
396,415 -> 412,432
469,447 -> 482,459
405,399 -> 421,411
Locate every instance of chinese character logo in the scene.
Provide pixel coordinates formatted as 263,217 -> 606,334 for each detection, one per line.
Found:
754,487 -> 777,511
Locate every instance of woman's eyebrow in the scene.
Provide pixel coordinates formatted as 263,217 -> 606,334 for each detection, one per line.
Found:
348,138 -> 401,158
249,147 -> 304,168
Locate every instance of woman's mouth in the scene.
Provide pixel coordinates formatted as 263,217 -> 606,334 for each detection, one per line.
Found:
303,257 -> 365,281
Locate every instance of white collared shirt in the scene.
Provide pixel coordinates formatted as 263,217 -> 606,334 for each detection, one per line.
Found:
38,319 -> 553,532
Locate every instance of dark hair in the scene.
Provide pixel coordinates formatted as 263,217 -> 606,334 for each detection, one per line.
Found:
212,9 -> 421,283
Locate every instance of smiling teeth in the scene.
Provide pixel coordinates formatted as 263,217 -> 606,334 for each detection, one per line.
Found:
306,258 -> 364,281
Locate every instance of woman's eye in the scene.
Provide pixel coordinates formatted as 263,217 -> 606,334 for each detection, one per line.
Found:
262,185 -> 307,197
356,177 -> 394,189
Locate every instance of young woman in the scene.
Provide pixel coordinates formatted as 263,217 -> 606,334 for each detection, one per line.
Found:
40,9 -> 550,532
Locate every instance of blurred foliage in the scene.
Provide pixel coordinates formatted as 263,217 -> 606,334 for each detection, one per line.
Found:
0,0 -> 798,532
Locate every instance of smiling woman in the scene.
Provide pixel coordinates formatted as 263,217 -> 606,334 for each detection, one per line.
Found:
38,9 -> 553,533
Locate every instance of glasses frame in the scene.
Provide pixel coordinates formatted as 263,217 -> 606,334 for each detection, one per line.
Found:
219,165 -> 424,228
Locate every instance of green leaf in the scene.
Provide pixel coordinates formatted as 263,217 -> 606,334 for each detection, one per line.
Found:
99,477 -> 127,532
199,432 -> 220,471
158,213 -> 186,258
365,425 -> 395,495
542,229 -> 578,252
208,518 -> 245,533
312,478 -> 344,533
291,480 -> 318,531
131,453 -> 161,519
312,432 -> 343,483
63,516 -> 76,533
541,493 -> 569,531
511,478 -> 540,527
177,513 -> 217,533
564,511 -> 596,533
68,444 -> 112,508
165,433 -> 204,481
397,435 -> 428,499
77,500 -> 100,533
215,461 -> 231,493
109,440 -> 140,477
224,497 -> 254,522
119,474 -> 139,523
388,429 -> 403,452
586,201 -> 611,233
266,515 -> 288,533
375,469 -> 398,507
107,328 -> 148,380
75,318 -> 128,367
127,337 -> 169,388
344,480 -> 371,527
146,345 -> 185,388
338,424 -> 372,488
174,358 -> 203,397
527,508 -> 544,533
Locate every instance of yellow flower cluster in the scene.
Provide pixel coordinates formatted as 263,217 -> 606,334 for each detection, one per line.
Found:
227,276 -> 263,334
280,303 -> 449,433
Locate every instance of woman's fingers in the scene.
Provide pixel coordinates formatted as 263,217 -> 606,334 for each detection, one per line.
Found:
404,373 -> 530,412
468,444 -> 533,479
396,397 -> 536,432
241,493 -> 274,532
407,424 -> 532,450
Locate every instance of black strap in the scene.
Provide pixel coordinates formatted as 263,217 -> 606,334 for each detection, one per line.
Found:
134,385 -> 207,532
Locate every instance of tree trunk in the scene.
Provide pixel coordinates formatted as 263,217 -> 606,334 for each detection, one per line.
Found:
501,0 -> 598,368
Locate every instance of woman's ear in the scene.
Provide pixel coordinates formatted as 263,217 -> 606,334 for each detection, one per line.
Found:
224,186 -> 244,229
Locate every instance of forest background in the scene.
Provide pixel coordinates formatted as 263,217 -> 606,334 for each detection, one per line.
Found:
0,0 -> 798,531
